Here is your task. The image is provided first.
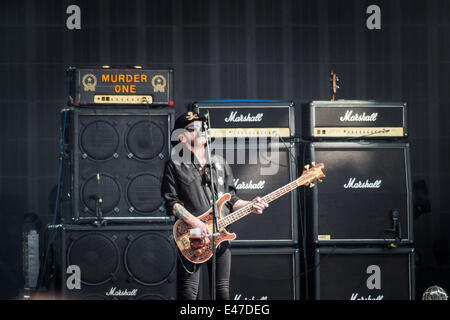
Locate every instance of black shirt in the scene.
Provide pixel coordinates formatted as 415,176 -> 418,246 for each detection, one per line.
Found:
162,153 -> 240,217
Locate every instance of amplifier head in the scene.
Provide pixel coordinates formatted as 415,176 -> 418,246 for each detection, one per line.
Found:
69,67 -> 174,107
302,100 -> 407,139
194,101 -> 295,138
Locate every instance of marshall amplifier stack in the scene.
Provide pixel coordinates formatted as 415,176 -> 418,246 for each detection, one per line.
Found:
42,67 -> 177,300
194,100 -> 301,300
301,100 -> 415,300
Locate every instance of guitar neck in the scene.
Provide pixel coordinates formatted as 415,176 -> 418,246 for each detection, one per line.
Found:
218,178 -> 302,229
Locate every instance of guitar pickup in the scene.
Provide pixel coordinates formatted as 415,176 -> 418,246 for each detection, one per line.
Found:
180,236 -> 190,249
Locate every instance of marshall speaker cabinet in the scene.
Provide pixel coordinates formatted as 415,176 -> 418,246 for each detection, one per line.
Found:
213,142 -> 298,246
69,67 -> 174,106
48,224 -> 177,300
194,100 -> 295,138
302,100 -> 407,139
314,247 -> 415,300
230,248 -> 300,300
304,142 -> 413,245
61,107 -> 174,222
200,248 -> 300,300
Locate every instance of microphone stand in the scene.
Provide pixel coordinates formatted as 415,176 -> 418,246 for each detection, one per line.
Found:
93,195 -> 105,227
203,112 -> 218,300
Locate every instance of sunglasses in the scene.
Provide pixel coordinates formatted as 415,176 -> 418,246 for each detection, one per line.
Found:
186,124 -> 202,132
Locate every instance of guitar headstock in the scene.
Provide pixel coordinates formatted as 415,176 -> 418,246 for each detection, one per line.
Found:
329,70 -> 339,101
299,163 -> 326,188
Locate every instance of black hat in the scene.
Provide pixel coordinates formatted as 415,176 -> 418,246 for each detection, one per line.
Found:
173,111 -> 206,131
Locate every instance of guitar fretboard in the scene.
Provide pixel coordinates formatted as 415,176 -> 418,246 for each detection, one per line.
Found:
218,177 -> 305,229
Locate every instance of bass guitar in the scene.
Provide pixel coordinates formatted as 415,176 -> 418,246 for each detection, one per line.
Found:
173,163 -> 326,264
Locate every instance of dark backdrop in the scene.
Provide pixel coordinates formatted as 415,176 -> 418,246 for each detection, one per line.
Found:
0,0 -> 449,299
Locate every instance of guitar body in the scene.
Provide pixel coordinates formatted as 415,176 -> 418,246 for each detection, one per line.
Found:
173,193 -> 237,264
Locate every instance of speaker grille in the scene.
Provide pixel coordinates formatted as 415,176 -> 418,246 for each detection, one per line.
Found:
125,120 -> 166,161
67,108 -> 174,222
314,247 -> 415,300
307,142 -> 412,244
81,173 -> 121,215
126,173 -> 163,214
66,233 -> 120,285
56,225 -> 177,300
125,232 -> 176,286
213,143 -> 298,245
79,120 -> 120,161
230,248 -> 300,300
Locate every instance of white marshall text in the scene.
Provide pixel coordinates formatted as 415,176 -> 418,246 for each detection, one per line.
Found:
350,293 -> 384,300
344,178 -> 382,189
340,110 -> 378,122
233,179 -> 266,190
106,287 -> 138,297
224,111 -> 264,123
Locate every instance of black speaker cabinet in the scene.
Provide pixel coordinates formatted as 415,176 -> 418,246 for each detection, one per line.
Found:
62,107 -> 174,222
305,142 -> 413,245
230,248 -> 300,300
213,142 -> 298,245
50,224 -> 177,300
199,247 -> 300,300
313,247 -> 415,300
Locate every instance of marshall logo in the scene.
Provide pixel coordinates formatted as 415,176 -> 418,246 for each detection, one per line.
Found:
344,178 -> 382,189
233,178 -> 266,190
106,287 -> 138,297
234,293 -> 268,300
339,110 -> 378,122
350,293 -> 384,300
224,111 -> 264,123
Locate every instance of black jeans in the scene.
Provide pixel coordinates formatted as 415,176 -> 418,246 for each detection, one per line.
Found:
177,242 -> 231,300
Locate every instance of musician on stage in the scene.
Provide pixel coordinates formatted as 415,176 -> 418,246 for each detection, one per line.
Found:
162,111 -> 268,300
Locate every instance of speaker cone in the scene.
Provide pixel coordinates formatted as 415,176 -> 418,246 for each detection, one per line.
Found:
67,233 -> 120,285
125,120 -> 165,161
79,120 -> 119,161
124,232 -> 176,286
81,173 -> 121,215
126,173 -> 163,214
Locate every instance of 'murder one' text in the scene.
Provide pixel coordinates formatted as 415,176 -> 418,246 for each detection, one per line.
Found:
101,73 -> 148,93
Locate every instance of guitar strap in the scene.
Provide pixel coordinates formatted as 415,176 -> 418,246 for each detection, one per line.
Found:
211,155 -> 226,199
197,155 -> 226,204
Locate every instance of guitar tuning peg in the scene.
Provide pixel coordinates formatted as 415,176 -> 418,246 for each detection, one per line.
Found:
304,164 -> 310,170
309,183 -> 315,188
